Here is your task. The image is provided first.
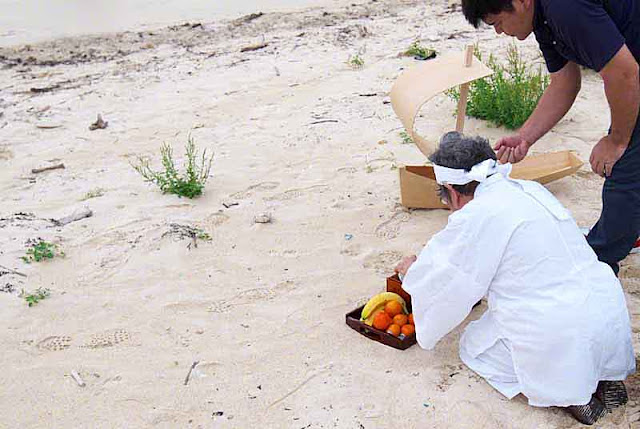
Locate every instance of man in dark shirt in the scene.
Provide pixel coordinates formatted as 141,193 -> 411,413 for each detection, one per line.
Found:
460,0 -> 640,278
460,0 -> 638,425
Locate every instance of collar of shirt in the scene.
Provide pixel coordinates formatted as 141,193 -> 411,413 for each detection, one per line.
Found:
473,172 -> 506,198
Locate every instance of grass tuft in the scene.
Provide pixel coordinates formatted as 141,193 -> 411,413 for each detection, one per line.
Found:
21,288 -> 50,307
81,188 -> 105,201
132,135 -> 213,199
403,41 -> 436,60
22,240 -> 62,263
347,54 -> 365,69
447,44 -> 549,130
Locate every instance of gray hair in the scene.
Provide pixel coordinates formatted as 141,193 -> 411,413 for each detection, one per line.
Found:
428,131 -> 497,201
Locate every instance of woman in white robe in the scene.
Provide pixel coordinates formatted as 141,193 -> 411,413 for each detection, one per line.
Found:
397,132 -> 635,425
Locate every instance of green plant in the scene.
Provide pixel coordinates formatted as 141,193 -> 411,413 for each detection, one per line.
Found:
81,187 -> 105,201
447,44 -> 549,130
399,131 -> 414,144
132,136 -> 213,199
347,54 -> 364,69
22,240 -> 62,263
403,41 -> 435,60
21,288 -> 50,307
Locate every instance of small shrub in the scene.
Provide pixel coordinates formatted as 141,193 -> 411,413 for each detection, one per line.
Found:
22,240 -> 62,263
347,54 -> 365,69
21,288 -> 50,307
81,188 -> 105,201
132,136 -> 213,199
399,131 -> 414,144
403,41 -> 436,60
447,44 -> 549,130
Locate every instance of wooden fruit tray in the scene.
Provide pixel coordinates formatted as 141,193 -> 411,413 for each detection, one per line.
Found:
345,275 -> 416,350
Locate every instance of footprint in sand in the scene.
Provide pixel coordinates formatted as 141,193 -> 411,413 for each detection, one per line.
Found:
37,336 -> 73,352
363,250 -> 404,274
204,212 -> 230,228
163,301 -> 212,314
340,243 -> 362,257
207,300 -> 232,314
207,281 -> 297,312
374,211 -> 411,240
264,184 -> 329,202
230,181 -> 280,200
0,145 -> 13,160
267,249 -> 299,258
620,263 -> 640,280
336,166 -> 357,174
82,329 -> 131,349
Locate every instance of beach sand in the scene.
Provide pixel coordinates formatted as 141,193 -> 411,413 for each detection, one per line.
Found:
1,0 -> 639,427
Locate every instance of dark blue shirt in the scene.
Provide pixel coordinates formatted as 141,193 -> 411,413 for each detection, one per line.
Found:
533,0 -> 640,73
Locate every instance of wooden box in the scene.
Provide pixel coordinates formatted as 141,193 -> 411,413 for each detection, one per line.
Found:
345,275 -> 416,350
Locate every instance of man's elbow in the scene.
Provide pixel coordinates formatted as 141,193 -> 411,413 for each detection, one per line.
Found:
550,63 -> 581,98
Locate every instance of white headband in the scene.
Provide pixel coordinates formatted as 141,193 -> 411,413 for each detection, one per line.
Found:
433,159 -> 512,185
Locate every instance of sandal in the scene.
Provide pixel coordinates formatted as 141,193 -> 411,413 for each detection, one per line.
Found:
566,395 -> 607,425
596,380 -> 628,411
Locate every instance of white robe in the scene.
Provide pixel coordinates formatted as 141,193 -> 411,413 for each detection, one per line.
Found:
403,173 -> 635,407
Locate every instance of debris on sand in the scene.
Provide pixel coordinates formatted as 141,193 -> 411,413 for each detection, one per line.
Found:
240,42 -> 269,53
32,163 -> 65,174
89,114 -> 108,131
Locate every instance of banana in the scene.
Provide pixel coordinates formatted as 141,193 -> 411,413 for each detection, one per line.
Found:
363,306 -> 385,326
360,292 -> 407,321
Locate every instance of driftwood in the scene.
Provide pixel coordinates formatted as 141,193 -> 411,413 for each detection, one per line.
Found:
71,370 -> 86,387
35,124 -> 62,129
0,264 -> 27,278
30,85 -> 60,94
309,119 -> 339,125
240,43 -> 268,53
233,12 -> 264,25
51,207 -> 93,227
184,361 -> 200,386
31,163 -> 65,174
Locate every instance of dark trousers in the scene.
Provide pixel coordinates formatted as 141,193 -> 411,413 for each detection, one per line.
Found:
587,118 -> 640,276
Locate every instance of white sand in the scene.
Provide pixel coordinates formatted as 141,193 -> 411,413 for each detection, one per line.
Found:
1,1 -> 639,427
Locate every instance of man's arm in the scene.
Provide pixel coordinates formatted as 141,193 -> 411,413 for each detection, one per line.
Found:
495,62 -> 581,163
600,45 -> 640,147
590,44 -> 640,176
519,62 -> 582,144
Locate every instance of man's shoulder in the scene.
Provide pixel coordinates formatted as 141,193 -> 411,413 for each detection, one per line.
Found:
543,0 -> 605,23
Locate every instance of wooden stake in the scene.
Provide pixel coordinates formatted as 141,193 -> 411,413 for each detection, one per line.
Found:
455,45 -> 475,133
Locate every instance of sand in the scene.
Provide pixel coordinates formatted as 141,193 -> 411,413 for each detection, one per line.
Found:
1,1 -> 639,428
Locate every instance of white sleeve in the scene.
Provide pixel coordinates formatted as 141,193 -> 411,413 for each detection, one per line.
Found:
402,206 -> 512,350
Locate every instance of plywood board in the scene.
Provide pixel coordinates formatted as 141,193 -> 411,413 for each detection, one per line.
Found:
399,151 -> 584,209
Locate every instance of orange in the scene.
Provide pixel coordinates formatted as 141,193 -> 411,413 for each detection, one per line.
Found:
386,324 -> 401,337
392,314 -> 408,327
401,324 -> 415,336
408,313 -> 414,326
372,311 -> 393,331
384,300 -> 403,318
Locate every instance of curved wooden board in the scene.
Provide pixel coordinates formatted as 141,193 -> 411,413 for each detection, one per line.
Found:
390,51 -> 493,157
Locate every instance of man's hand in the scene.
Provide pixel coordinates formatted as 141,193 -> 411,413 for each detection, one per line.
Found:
394,255 -> 417,277
590,135 -> 628,177
494,135 -> 531,164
